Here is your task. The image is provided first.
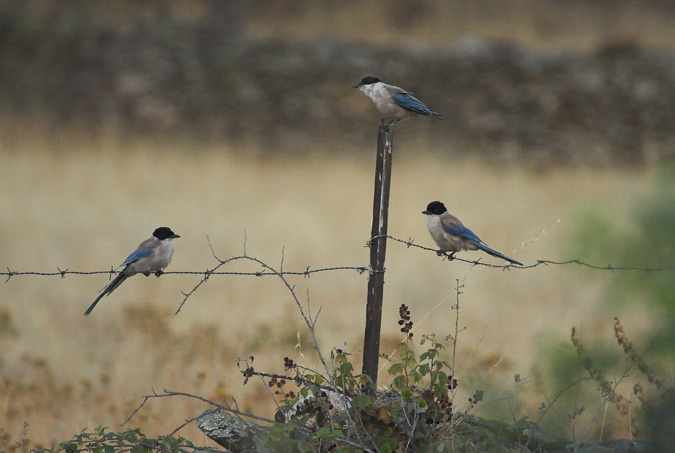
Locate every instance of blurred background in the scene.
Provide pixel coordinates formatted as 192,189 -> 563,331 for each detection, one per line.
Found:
0,0 -> 673,449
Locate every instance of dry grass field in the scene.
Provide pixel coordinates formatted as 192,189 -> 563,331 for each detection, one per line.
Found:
0,130 -> 667,449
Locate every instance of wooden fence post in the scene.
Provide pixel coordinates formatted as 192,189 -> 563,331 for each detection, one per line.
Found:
362,123 -> 394,391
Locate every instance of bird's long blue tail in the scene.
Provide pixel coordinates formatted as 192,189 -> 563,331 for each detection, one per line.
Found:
476,243 -> 523,266
84,273 -> 127,316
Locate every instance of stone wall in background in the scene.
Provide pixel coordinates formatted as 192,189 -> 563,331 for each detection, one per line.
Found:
1,2 -> 673,166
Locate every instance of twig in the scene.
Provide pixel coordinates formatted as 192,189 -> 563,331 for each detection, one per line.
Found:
168,414 -> 203,437
252,370 -> 335,394
573,361 -> 639,452
258,373 -> 283,412
122,389 -> 276,427
450,279 -> 462,393
178,238 -> 332,378
536,377 -> 594,425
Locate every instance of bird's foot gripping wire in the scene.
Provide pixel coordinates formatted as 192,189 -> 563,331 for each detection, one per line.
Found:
436,250 -> 456,261
155,270 -> 164,277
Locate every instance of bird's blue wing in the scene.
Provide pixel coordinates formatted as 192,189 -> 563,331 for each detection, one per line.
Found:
119,248 -> 153,267
441,218 -> 522,265
391,92 -> 433,115
441,221 -> 483,244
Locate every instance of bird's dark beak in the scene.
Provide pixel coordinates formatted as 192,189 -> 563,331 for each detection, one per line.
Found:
422,210 -> 431,215
171,234 -> 181,239
352,83 -> 361,88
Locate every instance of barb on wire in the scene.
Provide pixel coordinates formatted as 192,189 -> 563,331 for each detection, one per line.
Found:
378,235 -> 674,272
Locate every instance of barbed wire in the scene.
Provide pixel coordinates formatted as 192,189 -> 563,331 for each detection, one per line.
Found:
1,233 -> 672,284
1,265 -> 367,283
380,235 -> 674,272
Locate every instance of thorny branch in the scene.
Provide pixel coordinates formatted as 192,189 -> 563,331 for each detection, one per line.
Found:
123,388 -> 277,427
247,370 -> 344,396
177,237 -> 333,378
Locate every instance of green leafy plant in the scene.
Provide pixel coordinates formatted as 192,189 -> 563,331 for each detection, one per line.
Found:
387,304 -> 457,426
40,426 -> 212,453
241,303 -> 474,452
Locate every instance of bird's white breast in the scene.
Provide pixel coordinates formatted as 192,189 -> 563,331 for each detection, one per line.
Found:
129,240 -> 174,274
155,240 -> 175,267
426,215 -> 461,252
359,82 -> 386,103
